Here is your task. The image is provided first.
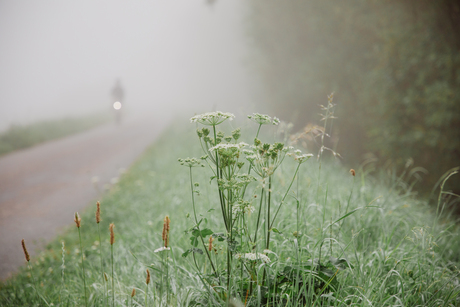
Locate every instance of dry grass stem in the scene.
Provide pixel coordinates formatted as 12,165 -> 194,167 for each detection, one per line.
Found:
21,239 -> 30,262
162,216 -> 170,247
146,269 -> 150,285
96,201 -> 101,223
208,236 -> 213,252
74,212 -> 81,228
109,223 -> 115,245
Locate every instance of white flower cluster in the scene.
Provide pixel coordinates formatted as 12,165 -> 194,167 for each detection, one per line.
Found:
209,142 -> 248,152
235,252 -> 270,263
287,149 -> 313,164
232,202 -> 255,216
190,111 -> 235,126
248,113 -> 280,125
154,247 -> 170,253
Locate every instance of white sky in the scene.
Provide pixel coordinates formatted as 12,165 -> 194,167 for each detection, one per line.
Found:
0,0 -> 254,130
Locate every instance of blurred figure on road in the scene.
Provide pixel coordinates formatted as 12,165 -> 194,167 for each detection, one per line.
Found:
111,79 -> 124,125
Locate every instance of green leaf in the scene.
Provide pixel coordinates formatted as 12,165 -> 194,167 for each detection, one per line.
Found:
190,236 -> 199,247
201,228 -> 213,237
182,248 -> 204,258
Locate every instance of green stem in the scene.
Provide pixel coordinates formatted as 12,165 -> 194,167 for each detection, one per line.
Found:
270,163 -> 301,229
111,244 -> 114,307
145,282 -> 149,307
97,223 -> 106,307
78,228 -> 88,307
188,167 -> 218,276
266,176 -> 272,250
253,186 -> 265,246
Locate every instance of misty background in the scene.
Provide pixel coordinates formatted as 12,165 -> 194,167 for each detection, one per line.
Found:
0,0 -> 254,130
1,0 -> 459,195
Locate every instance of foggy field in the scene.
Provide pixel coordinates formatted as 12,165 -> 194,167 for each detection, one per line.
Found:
0,113 -> 110,156
1,0 -> 460,305
1,114 -> 459,306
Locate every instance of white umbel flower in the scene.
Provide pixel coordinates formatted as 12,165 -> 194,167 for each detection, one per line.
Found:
209,142 -> 248,152
190,111 -> 235,126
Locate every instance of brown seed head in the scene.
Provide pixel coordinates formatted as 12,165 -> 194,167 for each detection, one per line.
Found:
104,272 -> 108,282
131,288 -> 136,298
146,269 -> 150,285
21,239 -> 30,262
109,223 -> 115,245
162,216 -> 170,248
96,201 -> 101,224
350,169 -> 356,177
74,212 -> 81,228
208,236 -> 214,252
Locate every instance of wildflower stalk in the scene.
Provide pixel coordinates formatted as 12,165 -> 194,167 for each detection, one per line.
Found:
252,186 -> 265,245
74,212 -> 88,307
96,201 -> 107,307
109,223 -> 115,307
270,163 -> 301,230
266,175 -> 272,250
145,269 -> 150,307
131,288 -> 136,307
22,239 -> 42,304
213,125 -> 229,230
188,167 -> 218,276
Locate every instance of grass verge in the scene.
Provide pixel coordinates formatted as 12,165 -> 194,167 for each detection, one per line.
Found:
0,117 -> 459,306
0,113 -> 111,156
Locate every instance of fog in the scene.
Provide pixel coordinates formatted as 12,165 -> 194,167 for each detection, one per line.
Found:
0,0 -> 254,131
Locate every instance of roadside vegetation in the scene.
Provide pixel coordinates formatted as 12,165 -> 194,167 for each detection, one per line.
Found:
248,0 -> 460,194
0,106 -> 459,306
0,113 -> 111,156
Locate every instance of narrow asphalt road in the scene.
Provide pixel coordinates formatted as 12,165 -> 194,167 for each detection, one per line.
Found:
0,116 -> 167,280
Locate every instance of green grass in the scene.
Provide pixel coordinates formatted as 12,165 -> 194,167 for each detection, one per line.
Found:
0,113 -> 111,156
0,117 -> 459,306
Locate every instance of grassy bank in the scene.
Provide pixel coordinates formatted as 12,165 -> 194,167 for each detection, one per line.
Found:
0,113 -> 111,156
0,114 -> 459,306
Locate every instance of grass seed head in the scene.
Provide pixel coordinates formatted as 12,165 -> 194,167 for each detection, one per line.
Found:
96,201 -> 101,223
209,236 -> 214,251
104,272 -> 108,282
74,212 -> 81,228
131,288 -> 136,297
109,223 -> 115,245
350,169 -> 356,176
146,269 -> 150,284
162,216 -> 170,247
21,239 -> 30,262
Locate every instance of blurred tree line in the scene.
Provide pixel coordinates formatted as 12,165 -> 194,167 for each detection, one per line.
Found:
248,0 -> 460,194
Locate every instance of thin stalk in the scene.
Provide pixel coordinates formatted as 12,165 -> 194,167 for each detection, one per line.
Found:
97,224 -> 106,307
266,176 -> 272,250
111,244 -> 114,307
77,228 -> 88,307
166,251 -> 169,305
145,282 -> 149,307
226,189 -> 232,302
212,125 -> 228,230
256,124 -> 262,139
160,252 -> 164,307
270,163 -> 301,229
188,167 -> 218,276
252,186 -> 265,245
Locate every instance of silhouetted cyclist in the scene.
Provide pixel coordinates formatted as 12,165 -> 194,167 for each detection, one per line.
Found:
111,79 -> 124,125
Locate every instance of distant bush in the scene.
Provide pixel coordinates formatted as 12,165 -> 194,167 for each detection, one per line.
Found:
0,113 -> 110,156
248,0 -> 460,193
